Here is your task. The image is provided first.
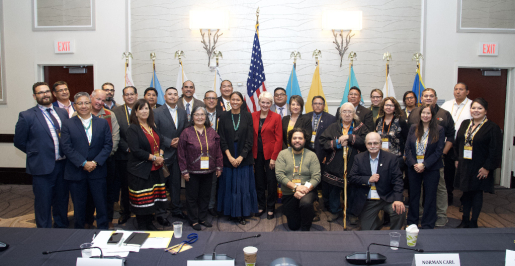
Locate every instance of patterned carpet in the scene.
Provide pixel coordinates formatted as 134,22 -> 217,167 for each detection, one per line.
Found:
1,185 -> 514,231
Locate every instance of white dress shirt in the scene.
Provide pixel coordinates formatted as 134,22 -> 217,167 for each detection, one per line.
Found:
441,97 -> 472,138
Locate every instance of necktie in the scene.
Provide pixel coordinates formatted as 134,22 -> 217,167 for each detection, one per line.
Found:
278,107 -> 284,119
209,113 -> 215,130
186,103 -> 191,121
313,115 -> 319,131
226,101 -> 231,111
46,108 -> 61,157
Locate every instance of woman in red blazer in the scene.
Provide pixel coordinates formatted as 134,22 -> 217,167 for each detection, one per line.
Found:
252,91 -> 283,219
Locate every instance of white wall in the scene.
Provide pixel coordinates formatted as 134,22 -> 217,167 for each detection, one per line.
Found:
0,1 -> 127,167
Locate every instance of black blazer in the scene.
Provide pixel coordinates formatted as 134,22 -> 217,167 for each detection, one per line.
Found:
218,110 -> 254,168
112,104 -> 131,161
154,104 -> 188,164
348,150 -> 404,216
335,105 -> 374,132
215,96 -> 248,113
281,114 -> 311,149
405,125 -> 445,171
304,111 -> 336,163
126,123 -> 165,179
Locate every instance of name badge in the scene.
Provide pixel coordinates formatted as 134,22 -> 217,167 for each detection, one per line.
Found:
416,155 -> 424,164
200,156 -> 209,169
292,179 -> 301,186
381,138 -> 389,150
311,131 -> 316,142
464,146 -> 472,160
369,185 -> 380,200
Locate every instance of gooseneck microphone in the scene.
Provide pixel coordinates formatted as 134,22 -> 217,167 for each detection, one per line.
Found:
212,234 -> 261,260
194,234 -> 261,261
43,247 -> 104,258
346,242 -> 423,265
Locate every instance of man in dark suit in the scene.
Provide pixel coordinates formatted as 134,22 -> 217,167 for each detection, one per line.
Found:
215,80 -> 248,113
348,132 -> 405,230
144,87 -> 162,109
51,80 -> 74,118
14,82 -> 70,228
61,92 -> 113,229
270,87 -> 290,118
335,87 -> 374,131
204,90 -> 222,216
111,86 -> 138,224
154,87 -> 188,221
177,80 -> 205,121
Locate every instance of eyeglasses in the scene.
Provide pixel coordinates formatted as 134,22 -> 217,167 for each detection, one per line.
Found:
103,89 -> 115,92
405,96 -> 415,100
35,90 -> 51,95
204,97 -> 217,101
76,102 -> 91,106
193,113 -> 206,117
55,88 -> 69,93
312,102 -> 324,106
124,93 -> 136,97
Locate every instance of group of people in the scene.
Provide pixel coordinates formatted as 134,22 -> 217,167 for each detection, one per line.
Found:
14,78 -> 501,232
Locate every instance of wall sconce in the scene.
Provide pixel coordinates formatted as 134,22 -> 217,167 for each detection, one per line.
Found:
190,10 -> 229,67
322,11 -> 362,67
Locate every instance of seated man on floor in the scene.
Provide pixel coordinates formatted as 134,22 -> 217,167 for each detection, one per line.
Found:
275,128 -> 321,231
348,132 -> 405,230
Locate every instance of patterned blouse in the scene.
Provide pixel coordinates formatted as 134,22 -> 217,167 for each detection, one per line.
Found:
375,116 -> 408,157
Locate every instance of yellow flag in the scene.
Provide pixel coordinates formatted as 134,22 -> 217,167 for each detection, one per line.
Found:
305,64 -> 328,113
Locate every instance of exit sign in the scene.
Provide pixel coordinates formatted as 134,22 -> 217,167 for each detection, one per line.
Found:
54,40 -> 75,54
478,42 -> 498,56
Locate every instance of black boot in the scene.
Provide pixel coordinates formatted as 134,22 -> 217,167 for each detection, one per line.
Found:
469,219 -> 478,228
456,216 -> 469,228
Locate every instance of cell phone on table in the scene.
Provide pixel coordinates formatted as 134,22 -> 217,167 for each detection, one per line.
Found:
108,233 -> 123,244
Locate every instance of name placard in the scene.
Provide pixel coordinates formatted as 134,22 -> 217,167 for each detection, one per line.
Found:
187,260 -> 234,266
506,249 -> 515,266
76,257 -> 124,266
412,254 -> 460,266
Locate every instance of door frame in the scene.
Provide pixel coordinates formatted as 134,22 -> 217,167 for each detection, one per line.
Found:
454,64 -> 515,188
36,62 -> 97,86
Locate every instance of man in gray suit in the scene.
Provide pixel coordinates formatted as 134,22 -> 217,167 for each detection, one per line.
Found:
270,87 -> 290,119
177,80 -> 205,121
154,87 -> 189,220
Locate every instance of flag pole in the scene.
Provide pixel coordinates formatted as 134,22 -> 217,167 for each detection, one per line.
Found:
256,7 -> 259,38
150,52 -> 156,87
382,52 -> 392,97
412,53 -> 424,105
348,52 -> 356,89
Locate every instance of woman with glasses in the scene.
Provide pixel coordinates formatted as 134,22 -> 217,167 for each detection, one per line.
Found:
375,97 -> 409,168
402,91 -> 418,120
281,95 -> 309,149
370,89 -> 384,123
217,92 -> 258,225
252,91 -> 282,219
177,106 -> 223,231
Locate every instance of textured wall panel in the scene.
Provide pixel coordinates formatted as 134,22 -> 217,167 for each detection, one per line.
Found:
131,0 -> 421,104
461,0 -> 515,29
36,0 -> 92,26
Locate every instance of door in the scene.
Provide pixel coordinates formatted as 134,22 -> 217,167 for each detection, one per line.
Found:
43,65 -> 94,102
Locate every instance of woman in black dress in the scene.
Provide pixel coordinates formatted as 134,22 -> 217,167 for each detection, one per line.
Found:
454,98 -> 502,228
281,95 -> 309,149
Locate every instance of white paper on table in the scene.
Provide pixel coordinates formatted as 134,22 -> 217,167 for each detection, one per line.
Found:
92,230 -> 141,255
140,238 -> 171,249
506,249 -> 515,266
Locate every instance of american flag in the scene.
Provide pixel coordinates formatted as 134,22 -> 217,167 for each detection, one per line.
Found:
245,24 -> 266,112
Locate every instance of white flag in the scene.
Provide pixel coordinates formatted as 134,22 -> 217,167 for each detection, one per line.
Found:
382,73 -> 396,99
214,67 -> 222,97
125,65 -> 134,87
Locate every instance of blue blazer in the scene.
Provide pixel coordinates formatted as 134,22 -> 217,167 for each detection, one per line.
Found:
60,115 -> 113,181
348,150 -> 404,216
14,106 -> 69,175
405,125 -> 445,171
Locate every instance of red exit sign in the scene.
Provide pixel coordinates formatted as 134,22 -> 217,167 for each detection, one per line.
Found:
478,42 -> 498,56
54,40 -> 75,54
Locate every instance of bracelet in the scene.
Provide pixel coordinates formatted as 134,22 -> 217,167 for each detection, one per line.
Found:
152,155 -> 157,161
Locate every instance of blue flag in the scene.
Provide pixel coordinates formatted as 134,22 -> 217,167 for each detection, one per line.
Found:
340,65 -> 364,106
285,65 -> 301,104
150,70 -> 165,106
411,68 -> 426,105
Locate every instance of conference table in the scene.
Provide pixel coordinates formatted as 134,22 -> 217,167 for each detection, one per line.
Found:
0,227 -> 513,265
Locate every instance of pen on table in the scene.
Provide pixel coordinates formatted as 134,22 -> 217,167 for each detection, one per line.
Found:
92,232 -> 98,242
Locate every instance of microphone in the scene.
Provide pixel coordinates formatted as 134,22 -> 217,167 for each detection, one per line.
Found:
346,243 -> 423,265
194,234 -> 261,261
43,247 -> 104,258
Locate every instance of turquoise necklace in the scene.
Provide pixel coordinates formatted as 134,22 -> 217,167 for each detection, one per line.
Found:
231,113 -> 241,131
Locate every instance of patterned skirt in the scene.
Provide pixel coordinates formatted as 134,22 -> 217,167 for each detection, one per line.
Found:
128,170 -> 167,215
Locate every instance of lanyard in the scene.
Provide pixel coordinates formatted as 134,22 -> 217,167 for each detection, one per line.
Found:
416,130 -> 429,152
194,126 -> 209,155
312,113 -> 322,131
291,148 -> 304,177
465,117 -> 487,145
124,104 -> 130,125
41,108 -> 60,133
141,125 -> 159,149
381,117 -> 392,136
82,119 -> 92,144
451,99 -> 468,126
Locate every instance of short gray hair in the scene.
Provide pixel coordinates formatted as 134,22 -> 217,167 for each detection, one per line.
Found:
91,89 -> 105,98
258,91 -> 274,104
74,92 -> 91,102
340,102 -> 360,121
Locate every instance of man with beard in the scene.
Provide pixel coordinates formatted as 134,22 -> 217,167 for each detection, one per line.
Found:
102,82 -> 119,110
52,81 -> 75,118
275,128 -> 321,231
14,82 -> 70,228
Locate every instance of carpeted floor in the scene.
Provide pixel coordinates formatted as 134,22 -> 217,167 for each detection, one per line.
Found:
1,185 -> 514,232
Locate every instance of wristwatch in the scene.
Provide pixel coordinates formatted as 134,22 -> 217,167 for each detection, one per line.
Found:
293,185 -> 298,193
152,155 -> 157,161
91,161 -> 97,166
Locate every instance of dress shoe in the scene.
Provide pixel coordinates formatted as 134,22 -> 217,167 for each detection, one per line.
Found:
327,212 -> 339,222
191,223 -> 201,231
118,213 -> 131,224
156,216 -> 171,227
267,212 -> 274,220
255,210 -> 265,217
435,217 -> 448,227
199,220 -> 212,227
172,212 -> 188,220
238,217 -> 246,225
456,221 -> 469,228
469,220 -> 478,228
208,208 -> 218,217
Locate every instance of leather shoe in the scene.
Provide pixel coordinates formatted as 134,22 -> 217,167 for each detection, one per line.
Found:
191,223 -> 201,231
172,212 -> 188,219
267,212 -> 274,220
199,220 -> 212,227
255,210 -> 265,217
456,221 -> 469,228
118,213 -> 131,224
208,208 -> 218,217
156,216 -> 171,227
238,217 -> 246,225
